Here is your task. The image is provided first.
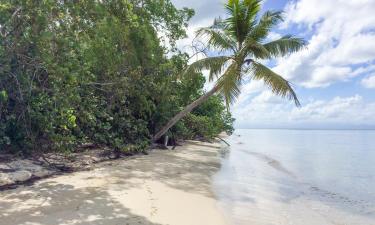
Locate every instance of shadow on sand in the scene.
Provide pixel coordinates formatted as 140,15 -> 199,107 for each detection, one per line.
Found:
0,141 -> 223,225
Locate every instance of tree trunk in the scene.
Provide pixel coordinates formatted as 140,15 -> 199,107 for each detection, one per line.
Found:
153,85 -> 220,142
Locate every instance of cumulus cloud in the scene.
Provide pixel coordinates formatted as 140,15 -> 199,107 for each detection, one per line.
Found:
172,0 -> 226,55
170,0 -> 375,128
171,0 -> 226,23
234,0 -> 375,127
233,93 -> 375,128
171,0 -> 227,90
233,91 -> 294,126
361,75 -> 375,89
290,95 -> 368,122
275,0 -> 375,88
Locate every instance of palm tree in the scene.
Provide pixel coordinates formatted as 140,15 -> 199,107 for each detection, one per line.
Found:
153,0 -> 306,141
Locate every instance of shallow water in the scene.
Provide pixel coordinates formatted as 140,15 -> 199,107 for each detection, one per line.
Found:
213,129 -> 375,225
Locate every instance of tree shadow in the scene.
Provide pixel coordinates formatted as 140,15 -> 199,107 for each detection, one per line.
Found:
0,140 -> 224,224
0,181 -> 164,225
105,140 -> 223,197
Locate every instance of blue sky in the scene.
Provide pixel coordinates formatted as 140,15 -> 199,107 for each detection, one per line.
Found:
171,0 -> 375,129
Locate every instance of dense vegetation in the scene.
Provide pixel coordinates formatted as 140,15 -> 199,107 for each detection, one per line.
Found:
0,0 -> 234,155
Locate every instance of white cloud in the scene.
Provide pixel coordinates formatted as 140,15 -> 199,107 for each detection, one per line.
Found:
172,0 -> 226,58
302,66 -> 352,88
266,32 -> 282,41
315,34 -> 375,66
234,80 -> 266,105
171,0 -> 226,23
290,95 -> 366,122
170,0 -> 375,129
175,19 -> 213,57
233,91 -> 295,126
251,91 -> 284,105
275,0 -> 375,88
233,92 -> 375,128
361,75 -> 375,89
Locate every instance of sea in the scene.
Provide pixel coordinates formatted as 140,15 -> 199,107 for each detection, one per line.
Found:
214,129 -> 375,225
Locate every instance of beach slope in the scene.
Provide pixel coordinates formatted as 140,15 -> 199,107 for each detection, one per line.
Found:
0,140 -> 228,225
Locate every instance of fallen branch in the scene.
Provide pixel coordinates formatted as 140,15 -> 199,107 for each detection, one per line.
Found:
217,137 -> 230,146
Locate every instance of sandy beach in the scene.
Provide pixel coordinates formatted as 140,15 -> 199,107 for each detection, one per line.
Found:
0,140 -> 229,225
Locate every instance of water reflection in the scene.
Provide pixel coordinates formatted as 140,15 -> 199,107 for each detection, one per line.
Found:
213,129 -> 375,225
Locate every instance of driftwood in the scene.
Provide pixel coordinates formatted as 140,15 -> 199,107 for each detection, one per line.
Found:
217,137 -> 230,146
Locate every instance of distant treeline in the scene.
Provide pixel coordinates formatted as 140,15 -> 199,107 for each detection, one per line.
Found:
0,0 -> 234,154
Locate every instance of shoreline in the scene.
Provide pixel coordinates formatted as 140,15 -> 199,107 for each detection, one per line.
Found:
0,140 -> 229,225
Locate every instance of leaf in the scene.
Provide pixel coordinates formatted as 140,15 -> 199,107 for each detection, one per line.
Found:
249,60 -> 300,106
0,90 -> 8,102
216,62 -> 242,107
182,56 -> 233,82
196,27 -> 236,52
263,35 -> 307,57
239,36 -> 270,59
249,10 -> 284,41
224,0 -> 261,44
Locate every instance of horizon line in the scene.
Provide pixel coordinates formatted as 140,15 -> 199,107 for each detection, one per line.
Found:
234,127 -> 375,131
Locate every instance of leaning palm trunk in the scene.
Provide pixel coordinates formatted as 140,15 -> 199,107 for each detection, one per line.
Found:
153,85 -> 220,142
153,0 -> 306,142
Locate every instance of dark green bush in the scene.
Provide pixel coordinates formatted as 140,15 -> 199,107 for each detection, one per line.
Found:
0,0 -> 233,155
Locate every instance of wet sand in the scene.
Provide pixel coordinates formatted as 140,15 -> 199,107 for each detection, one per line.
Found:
0,141 -> 229,225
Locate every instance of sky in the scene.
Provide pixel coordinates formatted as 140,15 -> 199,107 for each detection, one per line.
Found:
171,0 -> 375,129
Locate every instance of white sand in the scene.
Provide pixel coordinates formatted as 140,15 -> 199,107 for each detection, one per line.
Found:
0,141 -> 229,225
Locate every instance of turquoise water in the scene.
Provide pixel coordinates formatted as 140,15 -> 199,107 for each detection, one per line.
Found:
214,129 -> 375,225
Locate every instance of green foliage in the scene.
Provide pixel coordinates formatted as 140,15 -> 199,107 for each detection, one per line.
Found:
0,90 -> 7,102
185,0 -> 306,106
0,0 -> 233,154
179,96 -> 235,139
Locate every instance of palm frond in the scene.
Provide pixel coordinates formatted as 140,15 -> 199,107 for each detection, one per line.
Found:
243,0 -> 261,24
224,0 -> 241,41
263,35 -> 307,57
224,0 -> 261,44
249,60 -> 300,106
249,10 -> 283,42
196,27 -> 236,52
216,63 -> 242,107
240,37 -> 270,59
183,56 -> 233,81
187,0 -> 305,109
212,17 -> 226,29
